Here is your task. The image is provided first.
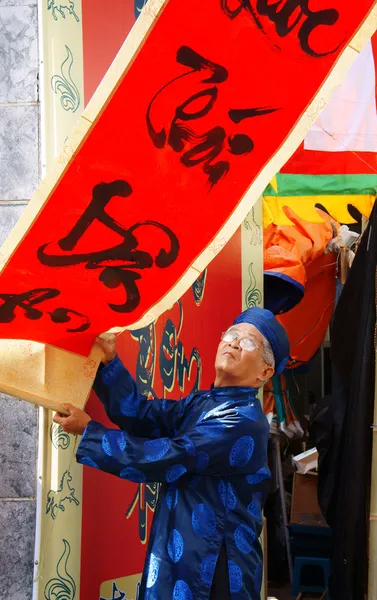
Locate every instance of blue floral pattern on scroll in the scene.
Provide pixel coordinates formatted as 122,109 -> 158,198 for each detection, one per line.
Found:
51,46 -> 80,113
134,0 -> 148,19
44,539 -> 76,600
50,422 -> 71,450
47,1 -> 79,22
192,269 -> 207,306
245,262 -> 262,308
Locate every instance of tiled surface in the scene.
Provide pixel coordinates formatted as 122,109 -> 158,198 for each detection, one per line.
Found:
0,500 -> 35,600
0,4 -> 38,102
0,393 -> 37,498
0,104 -> 39,200
0,203 -> 26,245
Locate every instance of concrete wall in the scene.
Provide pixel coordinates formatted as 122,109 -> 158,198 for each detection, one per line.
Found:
0,1 -> 39,598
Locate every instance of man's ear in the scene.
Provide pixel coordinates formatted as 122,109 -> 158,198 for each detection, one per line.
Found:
257,365 -> 274,384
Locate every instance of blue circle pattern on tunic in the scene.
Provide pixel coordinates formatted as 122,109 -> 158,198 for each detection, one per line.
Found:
116,431 -> 127,452
248,501 -> 262,522
168,529 -> 184,563
246,466 -> 271,484
200,554 -> 217,585
166,464 -> 187,482
196,451 -> 209,471
120,395 -> 139,417
102,431 -> 127,456
254,560 -> 263,593
192,503 -> 216,538
228,560 -> 243,593
120,467 -> 146,482
227,482 -> 237,512
101,434 -> 112,456
172,580 -> 193,600
80,456 -> 99,469
234,524 -> 257,554
181,435 -> 196,456
230,436 -> 255,467
144,438 -> 170,461
166,484 -> 179,510
219,480 -> 237,514
146,553 -> 159,588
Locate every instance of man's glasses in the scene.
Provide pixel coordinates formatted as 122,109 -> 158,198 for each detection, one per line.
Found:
221,330 -> 263,354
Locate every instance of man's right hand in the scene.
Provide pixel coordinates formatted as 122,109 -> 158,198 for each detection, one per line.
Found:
95,333 -> 117,365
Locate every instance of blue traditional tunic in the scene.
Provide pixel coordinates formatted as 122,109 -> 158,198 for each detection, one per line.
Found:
76,356 -> 271,600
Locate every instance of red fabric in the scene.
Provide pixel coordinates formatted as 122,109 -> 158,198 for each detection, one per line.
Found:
0,0 -> 374,355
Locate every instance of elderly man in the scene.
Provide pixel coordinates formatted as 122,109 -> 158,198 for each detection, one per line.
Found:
54,307 -> 290,600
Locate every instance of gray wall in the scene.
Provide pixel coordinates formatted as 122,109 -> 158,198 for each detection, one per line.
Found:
0,1 -> 39,598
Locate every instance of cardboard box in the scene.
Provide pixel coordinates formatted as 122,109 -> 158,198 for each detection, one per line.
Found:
293,447 -> 318,474
291,472 -> 328,528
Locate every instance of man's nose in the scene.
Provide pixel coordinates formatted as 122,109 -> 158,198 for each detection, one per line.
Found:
229,337 -> 240,349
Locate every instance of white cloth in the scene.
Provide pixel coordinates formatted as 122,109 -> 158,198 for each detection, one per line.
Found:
304,41 -> 377,153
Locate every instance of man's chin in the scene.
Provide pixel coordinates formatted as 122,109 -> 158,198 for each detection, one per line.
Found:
216,360 -> 237,374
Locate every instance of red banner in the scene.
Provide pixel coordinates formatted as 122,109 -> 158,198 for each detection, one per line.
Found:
0,0 -> 375,356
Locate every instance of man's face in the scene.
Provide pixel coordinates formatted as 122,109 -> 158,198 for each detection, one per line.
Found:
214,322 -> 274,387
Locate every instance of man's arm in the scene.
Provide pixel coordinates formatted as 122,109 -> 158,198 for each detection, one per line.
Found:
89,335 -> 188,437
54,402 -> 268,483
95,357 -> 189,437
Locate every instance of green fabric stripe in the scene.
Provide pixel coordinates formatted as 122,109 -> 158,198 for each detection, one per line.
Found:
264,173 -> 377,197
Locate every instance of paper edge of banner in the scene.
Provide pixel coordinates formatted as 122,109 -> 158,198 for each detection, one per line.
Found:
0,1 -> 376,344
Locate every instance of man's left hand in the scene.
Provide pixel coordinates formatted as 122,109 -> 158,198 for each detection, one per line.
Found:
53,403 -> 91,435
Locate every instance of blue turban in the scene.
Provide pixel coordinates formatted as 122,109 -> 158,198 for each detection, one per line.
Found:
233,307 -> 290,375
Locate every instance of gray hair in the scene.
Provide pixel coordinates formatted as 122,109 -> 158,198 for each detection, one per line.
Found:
262,336 -> 275,369
261,336 -> 275,388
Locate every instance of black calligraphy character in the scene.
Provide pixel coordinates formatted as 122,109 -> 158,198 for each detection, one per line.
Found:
220,0 -> 340,58
147,46 -> 228,149
49,307 -> 91,333
0,288 -> 91,332
130,323 -> 156,399
126,482 -> 160,544
147,46 -> 279,188
0,288 -> 59,323
160,301 -> 201,396
38,180 -> 180,314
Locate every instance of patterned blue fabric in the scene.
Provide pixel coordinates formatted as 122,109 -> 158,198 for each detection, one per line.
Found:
77,356 -> 271,599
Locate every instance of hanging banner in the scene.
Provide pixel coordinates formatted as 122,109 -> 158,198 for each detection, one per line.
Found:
0,0 -> 376,363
